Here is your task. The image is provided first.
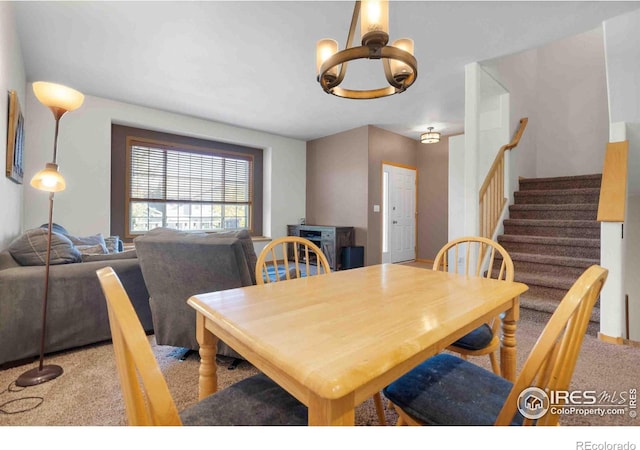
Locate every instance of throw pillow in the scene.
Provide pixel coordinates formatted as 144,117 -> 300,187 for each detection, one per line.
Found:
66,233 -> 108,254
39,223 -> 69,235
104,235 -> 123,253
8,228 -> 82,266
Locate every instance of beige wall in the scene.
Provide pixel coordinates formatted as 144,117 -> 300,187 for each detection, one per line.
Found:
416,134 -> 452,260
306,127 -> 369,248
307,125 -> 449,266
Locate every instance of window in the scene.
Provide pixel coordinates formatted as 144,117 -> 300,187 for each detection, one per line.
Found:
111,125 -> 263,240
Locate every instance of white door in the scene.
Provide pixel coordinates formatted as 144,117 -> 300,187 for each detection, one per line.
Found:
383,164 -> 416,263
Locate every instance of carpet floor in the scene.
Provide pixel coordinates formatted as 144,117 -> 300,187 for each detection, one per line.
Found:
1,308 -> 638,427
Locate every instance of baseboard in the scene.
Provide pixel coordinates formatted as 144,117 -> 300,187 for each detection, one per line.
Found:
415,258 -> 433,265
598,332 -> 625,345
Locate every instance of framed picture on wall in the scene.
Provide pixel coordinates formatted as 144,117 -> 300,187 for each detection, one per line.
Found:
6,90 -> 24,184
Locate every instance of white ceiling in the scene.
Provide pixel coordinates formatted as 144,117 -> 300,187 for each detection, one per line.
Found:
12,1 -> 640,142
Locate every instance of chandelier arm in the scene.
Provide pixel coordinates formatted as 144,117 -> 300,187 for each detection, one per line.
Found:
334,1 -> 362,87
319,46 -> 371,91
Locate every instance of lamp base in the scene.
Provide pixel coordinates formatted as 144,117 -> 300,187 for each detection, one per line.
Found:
15,364 -> 63,387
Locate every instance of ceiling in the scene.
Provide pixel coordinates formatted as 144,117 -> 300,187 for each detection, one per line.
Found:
12,1 -> 640,142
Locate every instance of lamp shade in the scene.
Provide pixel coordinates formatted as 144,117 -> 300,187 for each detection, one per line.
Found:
30,163 -> 66,192
33,82 -> 85,113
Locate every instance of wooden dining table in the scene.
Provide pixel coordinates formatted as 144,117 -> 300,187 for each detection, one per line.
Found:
187,263 -> 529,426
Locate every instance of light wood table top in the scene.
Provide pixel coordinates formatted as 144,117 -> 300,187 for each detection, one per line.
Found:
187,263 -> 528,425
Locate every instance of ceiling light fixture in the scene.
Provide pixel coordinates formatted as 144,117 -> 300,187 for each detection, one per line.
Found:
421,127 -> 440,144
316,0 -> 417,99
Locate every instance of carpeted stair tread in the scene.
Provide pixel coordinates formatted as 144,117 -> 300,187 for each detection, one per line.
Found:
514,188 -> 600,205
514,272 -> 577,290
498,234 -> 600,247
503,219 -> 599,228
503,218 -> 600,238
519,173 -> 602,191
499,252 -> 598,268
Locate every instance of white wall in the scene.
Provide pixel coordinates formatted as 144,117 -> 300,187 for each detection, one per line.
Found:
535,27 -> 609,177
448,134 -> 465,242
0,2 -> 26,249
483,26 -> 609,180
22,90 -> 306,241
604,8 -> 640,125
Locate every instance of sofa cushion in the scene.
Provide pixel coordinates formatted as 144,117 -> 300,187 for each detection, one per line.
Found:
8,228 -> 82,266
81,249 -> 137,262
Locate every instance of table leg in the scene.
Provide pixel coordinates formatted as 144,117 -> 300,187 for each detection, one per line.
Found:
307,393 -> 355,426
195,312 -> 219,400
500,297 -> 520,382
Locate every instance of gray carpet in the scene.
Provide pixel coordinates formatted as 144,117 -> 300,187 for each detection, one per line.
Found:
0,307 -> 638,427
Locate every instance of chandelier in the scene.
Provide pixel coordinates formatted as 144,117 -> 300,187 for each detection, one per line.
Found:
316,0 -> 417,99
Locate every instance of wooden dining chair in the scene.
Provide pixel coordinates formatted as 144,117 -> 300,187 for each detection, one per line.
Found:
96,266 -> 308,426
255,236 -> 331,285
383,265 -> 608,426
432,236 -> 515,375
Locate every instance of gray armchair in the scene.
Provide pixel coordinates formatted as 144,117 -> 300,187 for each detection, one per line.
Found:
134,228 -> 257,358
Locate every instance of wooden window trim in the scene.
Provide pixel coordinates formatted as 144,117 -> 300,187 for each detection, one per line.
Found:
111,125 -> 263,241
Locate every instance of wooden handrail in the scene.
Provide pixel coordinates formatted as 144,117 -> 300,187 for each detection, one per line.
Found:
479,118 -> 528,239
597,140 -> 628,222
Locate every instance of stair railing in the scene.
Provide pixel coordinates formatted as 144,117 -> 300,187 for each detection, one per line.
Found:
479,117 -> 528,239
597,140 -> 628,222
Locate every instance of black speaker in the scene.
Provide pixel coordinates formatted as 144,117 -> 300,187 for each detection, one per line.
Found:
341,246 -> 364,270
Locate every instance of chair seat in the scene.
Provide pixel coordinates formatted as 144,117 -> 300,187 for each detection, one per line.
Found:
450,323 -> 493,350
383,354 -> 524,425
263,265 -> 304,283
180,373 -> 308,426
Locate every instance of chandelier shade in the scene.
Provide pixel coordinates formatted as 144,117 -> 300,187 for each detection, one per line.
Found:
316,0 -> 417,99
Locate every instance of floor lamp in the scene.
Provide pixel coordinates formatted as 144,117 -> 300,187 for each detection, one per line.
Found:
16,82 -> 84,387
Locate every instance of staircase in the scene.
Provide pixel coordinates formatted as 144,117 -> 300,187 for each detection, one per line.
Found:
495,174 -> 602,320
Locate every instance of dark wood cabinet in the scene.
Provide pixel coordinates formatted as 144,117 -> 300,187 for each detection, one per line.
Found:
287,225 -> 355,271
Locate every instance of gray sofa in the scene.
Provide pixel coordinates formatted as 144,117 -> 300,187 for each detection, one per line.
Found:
134,227 -> 257,358
0,248 -> 152,368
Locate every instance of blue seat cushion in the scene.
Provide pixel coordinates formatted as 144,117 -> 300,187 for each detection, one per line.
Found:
263,265 -> 307,283
180,373 -> 308,425
450,323 -> 493,350
383,354 -> 524,425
